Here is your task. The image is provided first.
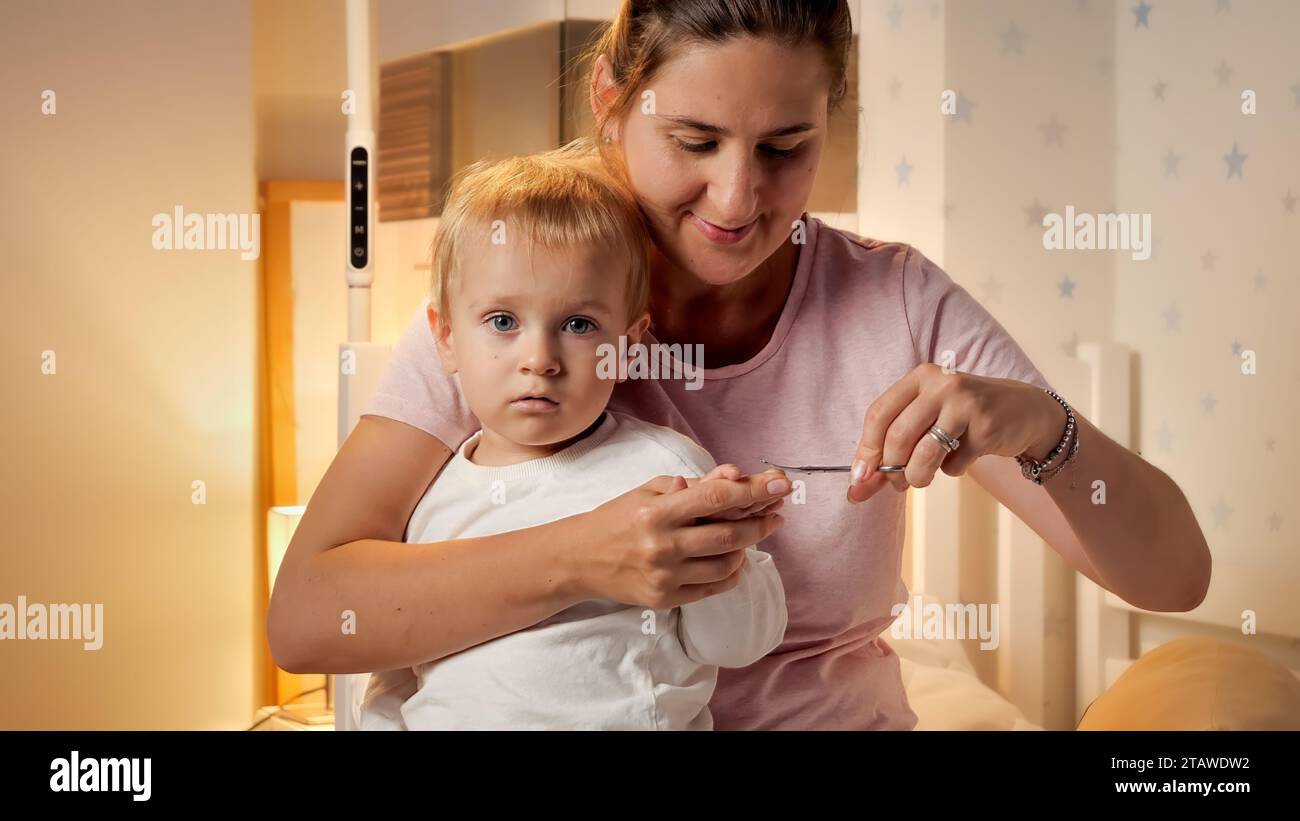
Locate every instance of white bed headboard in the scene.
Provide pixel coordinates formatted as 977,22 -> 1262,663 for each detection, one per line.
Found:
1071,341 -> 1138,716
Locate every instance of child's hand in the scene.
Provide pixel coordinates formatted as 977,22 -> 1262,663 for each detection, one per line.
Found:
682,465 -> 788,521
700,464 -> 744,482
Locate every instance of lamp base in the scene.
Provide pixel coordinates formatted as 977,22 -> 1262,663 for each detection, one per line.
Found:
275,677 -> 334,725
276,702 -> 335,725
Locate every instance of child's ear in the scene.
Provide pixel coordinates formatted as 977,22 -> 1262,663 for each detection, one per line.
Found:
427,304 -> 458,374
624,311 -> 651,346
614,312 -> 652,384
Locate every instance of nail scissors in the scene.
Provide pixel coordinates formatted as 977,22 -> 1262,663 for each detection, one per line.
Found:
758,459 -> 907,474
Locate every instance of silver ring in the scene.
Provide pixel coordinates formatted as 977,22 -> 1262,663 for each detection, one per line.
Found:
927,425 -> 960,452
876,464 -> 907,473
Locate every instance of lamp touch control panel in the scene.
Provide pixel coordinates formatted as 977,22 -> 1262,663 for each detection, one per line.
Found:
349,147 -> 369,269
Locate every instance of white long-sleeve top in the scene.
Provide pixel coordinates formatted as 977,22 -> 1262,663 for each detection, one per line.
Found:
357,410 -> 787,730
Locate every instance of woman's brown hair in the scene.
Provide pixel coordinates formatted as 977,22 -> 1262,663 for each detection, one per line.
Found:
586,0 -> 853,140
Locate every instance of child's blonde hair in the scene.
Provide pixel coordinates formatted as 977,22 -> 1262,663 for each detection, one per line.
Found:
429,140 -> 650,327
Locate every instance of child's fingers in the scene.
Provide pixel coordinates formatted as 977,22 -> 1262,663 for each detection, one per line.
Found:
698,463 -> 742,482
661,473 -> 791,524
704,495 -> 785,521
666,475 -> 688,493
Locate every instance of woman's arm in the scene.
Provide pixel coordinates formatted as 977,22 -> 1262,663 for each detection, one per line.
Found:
267,415 -> 579,673
847,364 -> 1211,614
266,416 -> 790,674
968,400 -> 1212,613
887,246 -> 1210,612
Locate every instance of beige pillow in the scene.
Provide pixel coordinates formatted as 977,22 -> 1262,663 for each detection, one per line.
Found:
1077,637 -> 1300,730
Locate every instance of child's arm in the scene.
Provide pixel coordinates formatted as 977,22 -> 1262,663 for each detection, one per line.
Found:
656,446 -> 789,669
676,545 -> 788,669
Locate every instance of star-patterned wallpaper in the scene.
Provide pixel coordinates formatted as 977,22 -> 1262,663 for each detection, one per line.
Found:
1114,0 -> 1295,575
857,0 -> 1297,622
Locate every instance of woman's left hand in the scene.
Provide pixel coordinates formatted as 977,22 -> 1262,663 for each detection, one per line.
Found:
685,464 -> 789,521
846,363 -> 1065,503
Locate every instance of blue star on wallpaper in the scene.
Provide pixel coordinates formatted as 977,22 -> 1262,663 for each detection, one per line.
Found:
1224,142 -> 1248,179
1133,1 -> 1153,29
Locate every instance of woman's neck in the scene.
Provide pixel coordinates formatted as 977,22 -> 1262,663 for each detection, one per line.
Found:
648,238 -> 801,369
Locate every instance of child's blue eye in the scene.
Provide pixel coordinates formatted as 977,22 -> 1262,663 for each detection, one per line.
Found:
564,317 -> 596,335
487,314 -> 517,332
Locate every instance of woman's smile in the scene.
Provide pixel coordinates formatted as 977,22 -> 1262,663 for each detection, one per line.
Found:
685,211 -> 758,245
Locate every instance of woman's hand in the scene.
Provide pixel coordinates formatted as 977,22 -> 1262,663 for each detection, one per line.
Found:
846,363 -> 1065,503
572,468 -> 792,609
689,464 -> 788,521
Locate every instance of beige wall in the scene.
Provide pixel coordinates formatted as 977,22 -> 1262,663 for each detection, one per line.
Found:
378,0 -> 566,62
255,0 -> 346,181
1,1 -> 259,728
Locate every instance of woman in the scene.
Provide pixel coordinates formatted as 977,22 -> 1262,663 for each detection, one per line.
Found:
267,0 -> 1211,730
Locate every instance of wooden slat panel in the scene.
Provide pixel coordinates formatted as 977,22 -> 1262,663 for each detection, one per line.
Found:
378,51 -> 451,221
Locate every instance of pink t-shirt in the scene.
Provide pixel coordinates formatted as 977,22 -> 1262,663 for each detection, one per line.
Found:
363,216 -> 1052,730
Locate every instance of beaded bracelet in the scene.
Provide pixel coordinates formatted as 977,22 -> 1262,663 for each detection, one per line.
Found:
1016,389 -> 1080,485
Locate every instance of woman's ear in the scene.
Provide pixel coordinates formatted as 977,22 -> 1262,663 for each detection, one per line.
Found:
427,304 -> 458,374
589,54 -> 620,142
